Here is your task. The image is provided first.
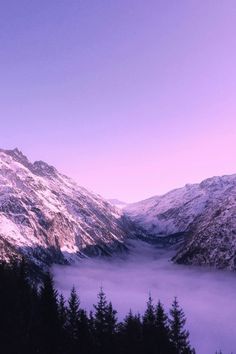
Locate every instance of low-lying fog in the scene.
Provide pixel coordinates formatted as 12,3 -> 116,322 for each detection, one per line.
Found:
53,240 -> 236,354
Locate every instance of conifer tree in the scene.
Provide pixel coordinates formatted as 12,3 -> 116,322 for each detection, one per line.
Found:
58,294 -> 68,353
94,287 -> 108,353
105,301 -> 118,336
121,310 -> 143,354
143,294 -> 156,354
67,286 -> 80,352
0,261 -> 198,354
39,272 -> 60,354
105,301 -> 118,353
17,259 -> 34,353
58,294 -> 67,329
94,287 -> 108,334
143,294 -> 156,325
155,301 -> 172,354
93,287 -> 117,354
169,297 -> 194,354
78,308 -> 92,354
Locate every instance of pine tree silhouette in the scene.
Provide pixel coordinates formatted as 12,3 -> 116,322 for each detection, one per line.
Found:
78,308 -> 92,354
58,294 -> 67,329
0,261 -> 200,354
155,300 -> 173,354
121,310 -> 143,354
38,272 -> 60,354
169,297 -> 195,354
143,294 -> 158,354
93,287 -> 118,354
67,286 -> 80,353
58,294 -> 68,353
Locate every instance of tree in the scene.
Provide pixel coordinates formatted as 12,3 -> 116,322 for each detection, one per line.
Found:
58,294 -> 67,330
155,301 -> 172,354
142,294 -> 156,354
105,301 -> 118,337
93,287 -> 117,354
0,261 -> 197,354
38,272 -> 60,354
78,308 -> 92,354
169,297 -> 195,354
105,301 -> 118,352
67,286 -> 80,352
94,287 -> 108,336
120,310 -> 143,354
58,294 -> 68,353
143,294 -> 156,326
0,261 -> 27,353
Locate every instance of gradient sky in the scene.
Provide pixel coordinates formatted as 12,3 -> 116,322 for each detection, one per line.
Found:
0,1 -> 236,202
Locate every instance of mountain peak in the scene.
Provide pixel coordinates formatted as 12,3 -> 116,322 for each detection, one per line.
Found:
12,147 -> 22,154
33,160 -> 58,178
125,173 -> 236,270
0,149 -> 135,272
0,147 -> 29,166
0,148 -> 59,179
108,199 -> 128,209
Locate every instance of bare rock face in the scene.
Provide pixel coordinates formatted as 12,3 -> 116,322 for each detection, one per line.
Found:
0,148 -> 136,271
125,175 -> 236,270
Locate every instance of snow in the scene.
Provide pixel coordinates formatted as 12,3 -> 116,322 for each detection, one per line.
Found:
1,147 -> 235,270
124,174 -> 236,269
0,149 -> 130,268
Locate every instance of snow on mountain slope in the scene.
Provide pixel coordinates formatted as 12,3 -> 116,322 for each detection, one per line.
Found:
0,148 -> 136,270
125,175 -> 236,269
108,199 -> 128,209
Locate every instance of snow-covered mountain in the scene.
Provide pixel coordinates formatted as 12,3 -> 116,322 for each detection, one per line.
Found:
0,148 -> 137,271
108,199 -> 128,209
1,148 -> 235,272
125,175 -> 236,270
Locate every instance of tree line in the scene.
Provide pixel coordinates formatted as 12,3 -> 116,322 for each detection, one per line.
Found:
0,260 -> 196,354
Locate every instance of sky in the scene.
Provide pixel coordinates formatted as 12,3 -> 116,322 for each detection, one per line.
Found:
0,0 -> 236,202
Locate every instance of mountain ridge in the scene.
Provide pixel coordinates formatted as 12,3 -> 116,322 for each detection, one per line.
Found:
1,147 -> 236,272
0,148 -> 138,272
124,174 -> 236,269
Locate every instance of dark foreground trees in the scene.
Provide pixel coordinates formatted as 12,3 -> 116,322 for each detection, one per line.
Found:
0,261 -> 195,354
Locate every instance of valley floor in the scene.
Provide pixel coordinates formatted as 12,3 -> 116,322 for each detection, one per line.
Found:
53,240 -> 236,354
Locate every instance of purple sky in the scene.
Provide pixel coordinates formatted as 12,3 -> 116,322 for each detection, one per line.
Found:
0,1 -> 236,202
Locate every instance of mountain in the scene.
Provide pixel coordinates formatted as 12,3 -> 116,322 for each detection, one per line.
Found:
108,199 -> 128,209
0,148 -> 137,272
1,148 -> 235,272
124,175 -> 236,270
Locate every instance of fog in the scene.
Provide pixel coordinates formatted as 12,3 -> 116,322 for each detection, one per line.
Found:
53,241 -> 236,354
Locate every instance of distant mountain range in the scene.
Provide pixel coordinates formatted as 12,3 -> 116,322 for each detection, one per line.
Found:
0,148 -> 236,272
124,175 -> 236,270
